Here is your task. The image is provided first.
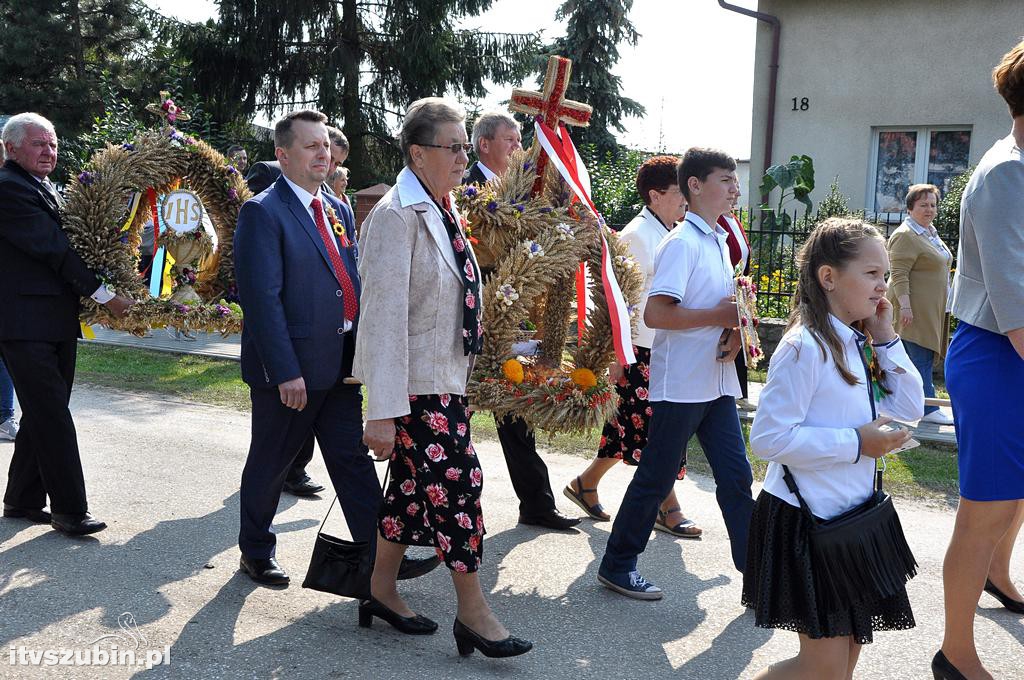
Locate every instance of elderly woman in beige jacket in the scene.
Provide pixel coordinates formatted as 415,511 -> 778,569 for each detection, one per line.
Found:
354,98 -> 531,659
885,183 -> 954,424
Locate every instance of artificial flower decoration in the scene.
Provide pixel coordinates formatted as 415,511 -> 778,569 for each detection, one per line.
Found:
502,359 -> 525,384
495,283 -> 520,306
570,367 -> 598,389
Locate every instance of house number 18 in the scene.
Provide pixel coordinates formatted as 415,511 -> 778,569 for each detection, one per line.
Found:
791,97 -> 809,111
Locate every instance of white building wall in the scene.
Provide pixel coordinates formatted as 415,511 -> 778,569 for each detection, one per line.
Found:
749,0 -> 1020,211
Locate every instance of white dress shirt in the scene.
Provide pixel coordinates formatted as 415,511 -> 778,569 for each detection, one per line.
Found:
618,206 -> 673,348
281,174 -> 351,331
476,162 -> 497,182
750,316 -> 925,519
647,213 -> 741,402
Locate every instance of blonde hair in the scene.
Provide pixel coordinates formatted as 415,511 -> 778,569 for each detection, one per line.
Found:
787,218 -> 885,386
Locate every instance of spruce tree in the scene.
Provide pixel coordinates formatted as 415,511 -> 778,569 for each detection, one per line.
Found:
176,0 -> 539,185
0,0 -> 151,136
546,0 -> 644,156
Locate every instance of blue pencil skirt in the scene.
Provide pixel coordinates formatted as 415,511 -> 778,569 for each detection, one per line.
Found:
945,322 -> 1024,501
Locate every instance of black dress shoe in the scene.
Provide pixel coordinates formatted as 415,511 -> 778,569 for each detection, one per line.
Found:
984,578 -> 1024,614
397,554 -> 442,581
50,512 -> 106,535
239,555 -> 290,586
453,618 -> 532,658
3,504 -> 51,524
283,476 -> 325,497
931,650 -> 967,680
358,597 -> 437,635
518,509 -> 581,531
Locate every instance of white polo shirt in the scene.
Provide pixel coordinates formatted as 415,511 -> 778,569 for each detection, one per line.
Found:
647,213 -> 741,403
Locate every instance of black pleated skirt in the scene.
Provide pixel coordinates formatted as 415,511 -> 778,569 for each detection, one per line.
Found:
741,491 -> 916,644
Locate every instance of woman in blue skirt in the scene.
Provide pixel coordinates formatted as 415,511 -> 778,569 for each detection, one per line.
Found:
934,38 -> 1024,680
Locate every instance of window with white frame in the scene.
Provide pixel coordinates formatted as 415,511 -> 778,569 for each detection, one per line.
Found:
868,127 -> 971,220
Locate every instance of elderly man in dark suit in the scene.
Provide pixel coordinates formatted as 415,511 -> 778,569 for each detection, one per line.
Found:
463,111 -> 579,531
465,110 -> 522,185
234,110 -> 436,585
243,125 -> 354,498
0,112 -> 133,535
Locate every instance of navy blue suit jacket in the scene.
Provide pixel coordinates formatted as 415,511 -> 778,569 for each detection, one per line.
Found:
233,175 -> 360,390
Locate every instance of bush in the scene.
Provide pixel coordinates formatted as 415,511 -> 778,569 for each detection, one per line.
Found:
578,145 -> 648,227
933,167 -> 973,242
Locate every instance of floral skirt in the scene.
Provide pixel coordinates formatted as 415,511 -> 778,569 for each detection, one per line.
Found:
596,347 -> 686,479
378,394 -> 485,573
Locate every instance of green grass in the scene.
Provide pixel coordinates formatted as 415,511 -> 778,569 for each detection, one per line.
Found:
74,343 -> 959,502
76,344 -> 250,409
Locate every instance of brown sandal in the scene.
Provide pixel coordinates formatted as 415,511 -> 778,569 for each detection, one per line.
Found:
563,476 -> 611,521
654,507 -> 702,539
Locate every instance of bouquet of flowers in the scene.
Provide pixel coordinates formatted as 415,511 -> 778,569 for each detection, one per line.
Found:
735,275 -> 763,368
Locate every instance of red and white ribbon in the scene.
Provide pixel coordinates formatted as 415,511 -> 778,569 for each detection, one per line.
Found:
534,121 -> 635,366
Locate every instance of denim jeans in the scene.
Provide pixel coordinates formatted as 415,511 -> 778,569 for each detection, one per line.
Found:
0,356 -> 14,421
600,397 -> 754,575
902,340 -> 938,415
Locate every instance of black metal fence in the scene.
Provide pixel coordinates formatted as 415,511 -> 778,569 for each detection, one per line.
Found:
614,207 -> 959,320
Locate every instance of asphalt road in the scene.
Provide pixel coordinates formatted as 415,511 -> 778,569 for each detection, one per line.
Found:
0,386 -> 1020,679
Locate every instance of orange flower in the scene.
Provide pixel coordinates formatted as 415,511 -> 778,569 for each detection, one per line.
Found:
502,359 -> 525,384
570,367 -> 597,389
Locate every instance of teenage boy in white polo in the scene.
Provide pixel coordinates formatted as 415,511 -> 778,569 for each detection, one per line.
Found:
598,148 -> 755,600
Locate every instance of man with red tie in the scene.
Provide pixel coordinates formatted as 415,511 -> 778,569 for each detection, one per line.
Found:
233,110 -> 446,586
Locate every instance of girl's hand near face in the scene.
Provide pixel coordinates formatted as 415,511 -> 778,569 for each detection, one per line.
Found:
863,297 -> 896,344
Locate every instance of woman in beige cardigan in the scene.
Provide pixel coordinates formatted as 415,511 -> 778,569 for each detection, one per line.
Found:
886,183 -> 954,425
353,98 -> 531,658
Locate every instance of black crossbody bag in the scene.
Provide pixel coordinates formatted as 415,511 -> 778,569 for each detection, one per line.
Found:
780,337 -> 918,611
301,466 -> 389,600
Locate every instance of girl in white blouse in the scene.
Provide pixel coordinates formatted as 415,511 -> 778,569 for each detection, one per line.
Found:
743,218 -> 924,680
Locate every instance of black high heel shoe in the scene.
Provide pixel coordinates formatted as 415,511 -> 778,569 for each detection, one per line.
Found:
452,619 -> 532,658
358,598 -> 437,635
984,579 -> 1024,614
931,651 -> 967,680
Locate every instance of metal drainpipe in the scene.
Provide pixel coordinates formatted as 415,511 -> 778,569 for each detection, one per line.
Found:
718,1 -> 781,204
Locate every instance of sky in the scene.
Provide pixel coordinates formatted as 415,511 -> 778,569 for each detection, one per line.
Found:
145,0 -> 758,158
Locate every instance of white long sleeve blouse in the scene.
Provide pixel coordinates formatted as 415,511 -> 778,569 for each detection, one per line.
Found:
750,316 -> 925,519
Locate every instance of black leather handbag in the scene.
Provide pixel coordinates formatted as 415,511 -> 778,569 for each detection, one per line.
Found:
301,467 -> 388,600
782,461 -> 918,611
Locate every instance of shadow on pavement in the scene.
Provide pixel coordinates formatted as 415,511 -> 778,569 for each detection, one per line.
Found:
129,511 -> 770,679
0,492 -> 312,649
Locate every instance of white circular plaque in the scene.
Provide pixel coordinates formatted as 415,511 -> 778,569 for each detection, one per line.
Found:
159,190 -> 204,234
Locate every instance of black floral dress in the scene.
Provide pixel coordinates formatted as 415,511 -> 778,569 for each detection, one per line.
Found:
596,346 -> 686,479
378,393 -> 485,573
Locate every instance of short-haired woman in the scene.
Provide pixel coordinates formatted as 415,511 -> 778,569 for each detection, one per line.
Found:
885,183 -> 954,425
564,156 -> 702,538
934,38 -> 1024,680
354,97 -> 531,658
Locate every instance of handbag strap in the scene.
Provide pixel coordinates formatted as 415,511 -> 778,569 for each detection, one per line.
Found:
316,461 -> 391,538
781,457 -> 886,524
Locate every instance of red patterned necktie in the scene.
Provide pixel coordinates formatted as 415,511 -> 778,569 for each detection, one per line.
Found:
310,198 -> 358,322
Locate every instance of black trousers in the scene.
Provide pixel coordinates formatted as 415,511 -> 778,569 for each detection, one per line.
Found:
239,373 -> 379,559
0,339 -> 88,514
494,414 -> 555,517
287,434 -> 316,483
734,352 -> 748,400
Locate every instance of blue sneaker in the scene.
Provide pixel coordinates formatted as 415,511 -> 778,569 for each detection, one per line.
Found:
597,569 -> 663,600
